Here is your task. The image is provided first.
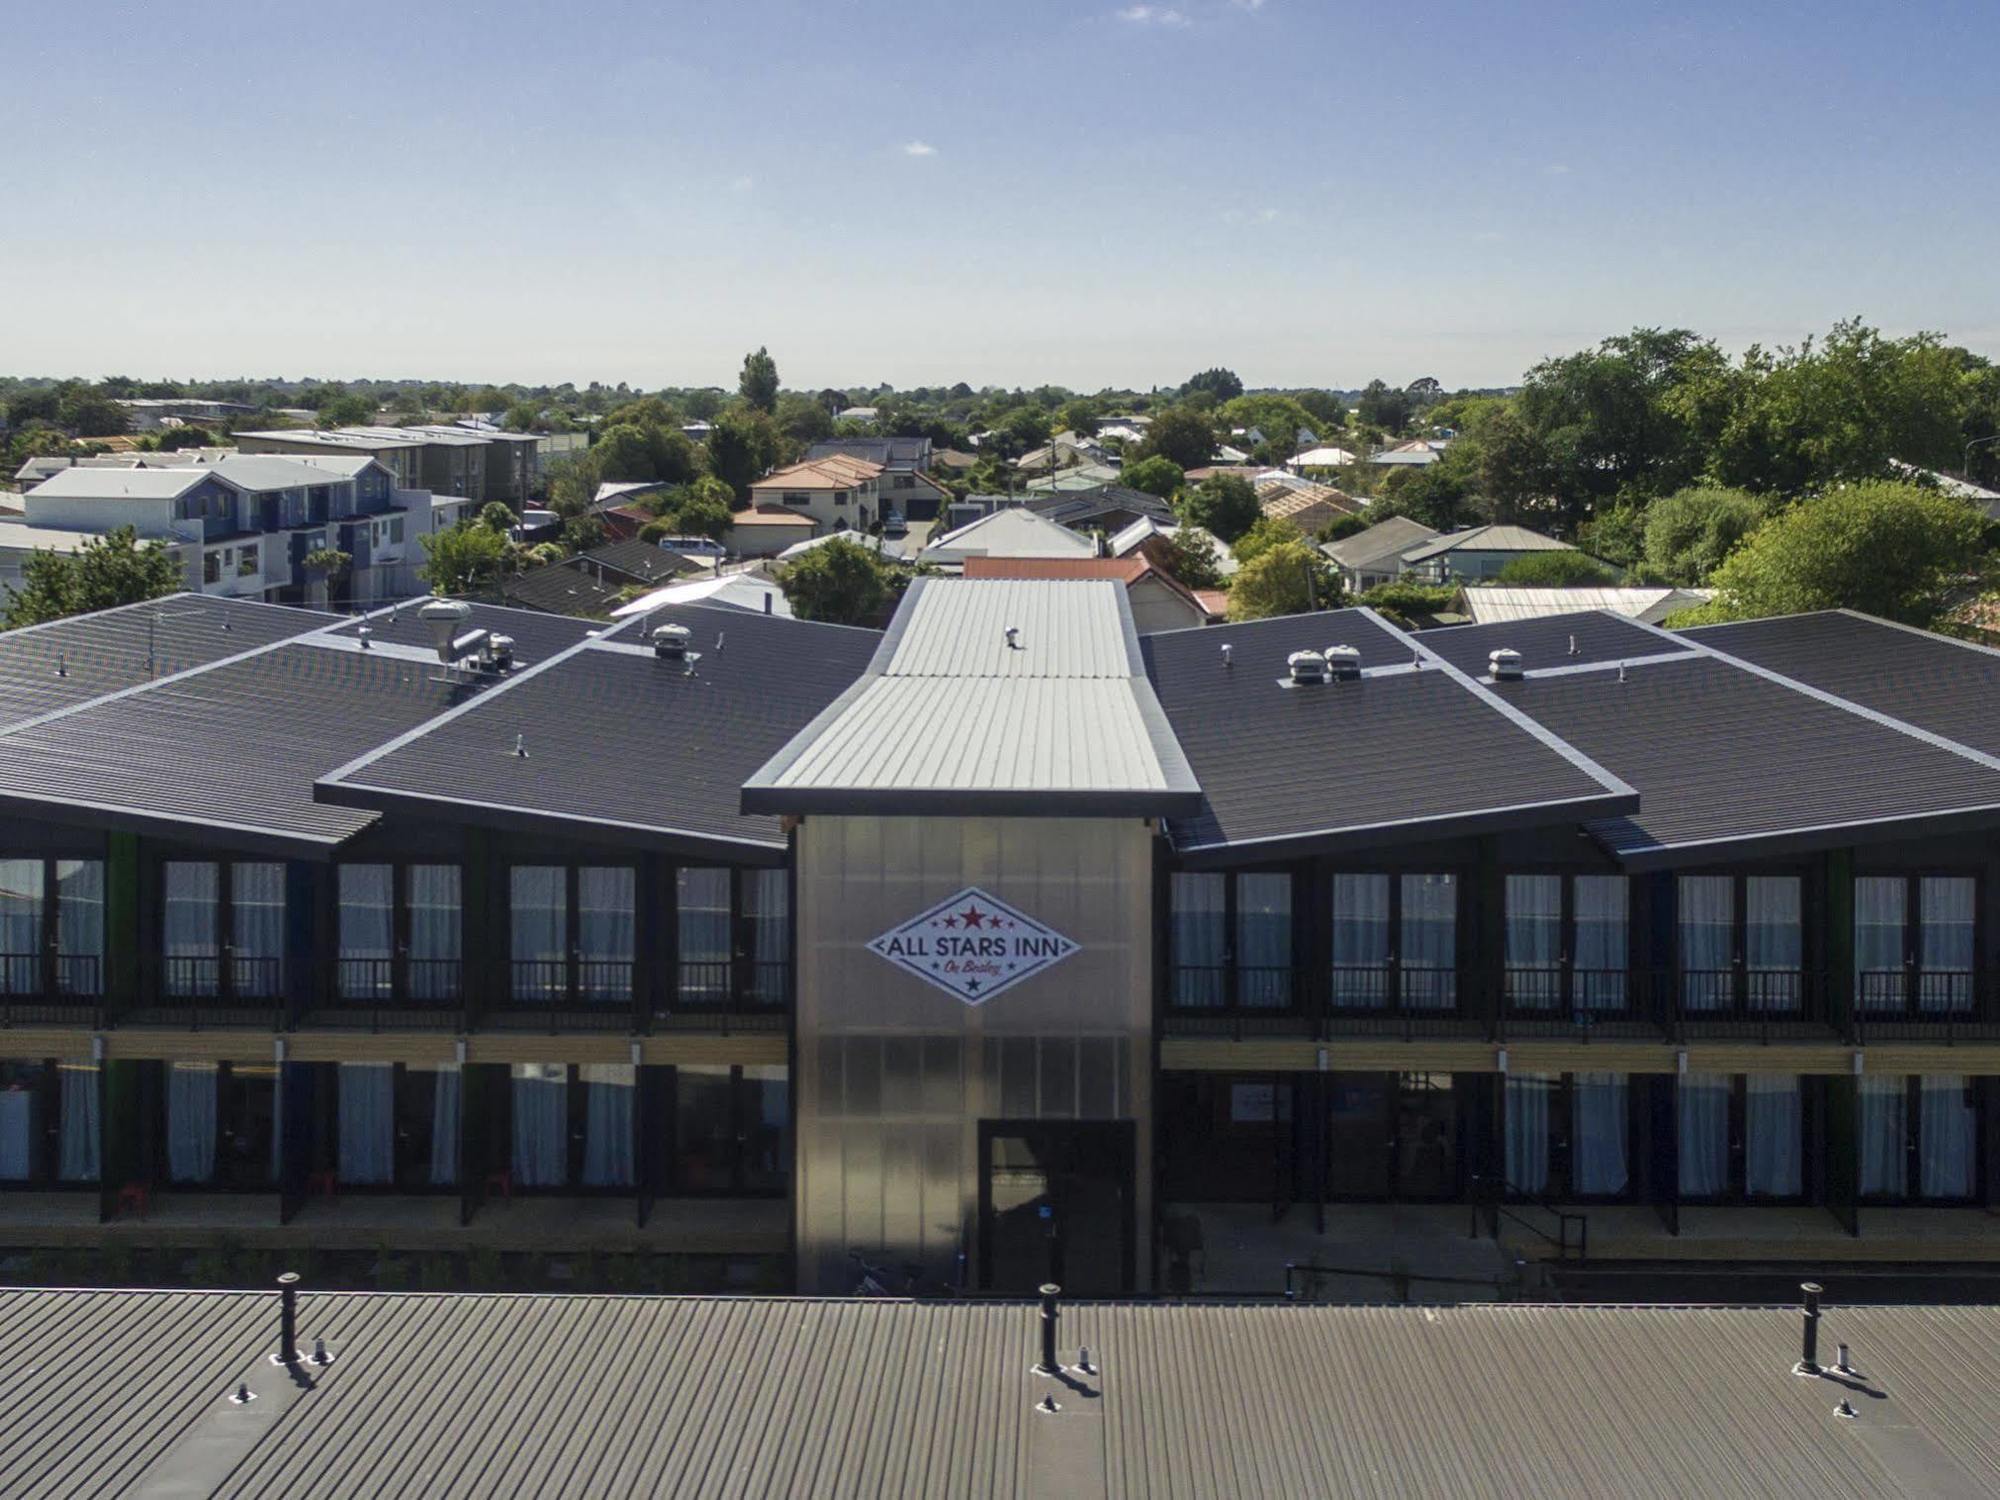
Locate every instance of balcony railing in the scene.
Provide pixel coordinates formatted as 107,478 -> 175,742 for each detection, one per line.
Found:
334,956 -> 464,1005
667,959 -> 789,1020
1852,968 -> 1996,1041
0,952 -> 103,1026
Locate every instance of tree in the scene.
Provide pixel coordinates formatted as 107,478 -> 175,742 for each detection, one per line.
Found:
1321,512 -> 1371,543
739,347 -> 779,413
706,407 -> 781,501
590,422 -> 700,486
1177,473 -> 1260,543
503,401 -> 543,432
999,405 -> 1052,456
1160,528 -> 1225,589
775,391 -> 834,450
3,526 -> 182,627
1121,454 -> 1185,500
153,425 -> 218,452
1494,550 -> 1618,586
317,392 -> 375,428
419,519 -> 517,595
1356,379 -> 1415,434
778,536 -> 902,625
1219,394 -> 1319,459
1225,540 -> 1341,621
654,479 -> 734,540
1293,389 -> 1348,429
1356,579 -> 1460,629
1183,367 -> 1244,402
1673,480 -> 1983,627
1231,515 -> 1306,567
1642,486 -> 1772,584
1134,407 -> 1217,471
1056,399 -> 1100,437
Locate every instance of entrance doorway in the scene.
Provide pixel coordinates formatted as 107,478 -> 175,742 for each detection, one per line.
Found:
1324,1071 -> 1463,1201
978,1120 -> 1135,1296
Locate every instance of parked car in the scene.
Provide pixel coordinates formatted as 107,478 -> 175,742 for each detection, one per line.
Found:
882,510 -> 908,536
654,535 -> 727,559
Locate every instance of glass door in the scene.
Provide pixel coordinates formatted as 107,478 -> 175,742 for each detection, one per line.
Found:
1325,1072 -> 1393,1198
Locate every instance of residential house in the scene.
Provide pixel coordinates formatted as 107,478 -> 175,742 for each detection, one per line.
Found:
1254,476 -> 1364,536
1025,463 -> 1124,492
963,555 -> 1219,632
234,428 -> 428,492
1025,486 -> 1177,534
747,455 -> 884,534
1287,445 -> 1358,471
725,507 -> 818,557
609,569 -> 792,616
932,448 -> 978,474
1460,585 -> 1714,627
806,437 -> 945,520
1321,515 -> 1440,592
1400,523 -> 1577,583
1368,440 -> 1440,469
919,506 -> 1098,567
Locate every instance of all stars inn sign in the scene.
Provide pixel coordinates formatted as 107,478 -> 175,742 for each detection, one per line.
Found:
866,887 -> 1079,1005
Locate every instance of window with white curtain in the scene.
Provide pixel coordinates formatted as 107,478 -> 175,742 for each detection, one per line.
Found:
1331,874 -> 1390,1007
510,867 -> 567,1001
0,859 -> 43,994
1400,874 -> 1456,1009
1504,1072 -> 1553,1194
230,862 -> 286,997
1571,1072 -> 1629,1196
510,1062 -> 568,1187
1744,1076 -> 1802,1198
1918,1076 -> 1976,1199
1918,878 -> 1975,1013
1234,873 -> 1291,1009
1676,876 -> 1732,1010
581,1063 -> 636,1186
167,1061 -> 219,1183
55,861 -> 103,995
1504,875 -> 1562,1007
0,1062 -> 39,1180
1677,1072 -> 1730,1198
338,865 -> 394,1000
1169,873 -> 1226,1008
1744,876 -> 1801,1011
408,866 -> 461,1001
1853,876 -> 1906,1012
336,1063 -> 396,1185
427,1064 -> 461,1186
1857,1075 -> 1907,1198
56,1061 -> 100,1183
1573,876 -> 1629,1010
577,867 -> 635,1003
743,870 -> 788,1006
678,868 -> 733,1004
163,863 -> 220,997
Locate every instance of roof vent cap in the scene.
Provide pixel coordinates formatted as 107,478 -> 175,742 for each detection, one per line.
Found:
1323,644 -> 1362,681
653,623 -> 692,660
1287,649 -> 1329,685
1487,647 -> 1523,682
418,598 -> 473,665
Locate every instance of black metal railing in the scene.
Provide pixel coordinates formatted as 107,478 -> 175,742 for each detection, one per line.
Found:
505,958 -> 635,1007
0,952 -> 103,1025
1851,968 -> 1996,1041
1467,1173 -> 1588,1262
1668,966 -> 1831,1040
671,959 -> 790,1012
1497,967 -> 1670,1039
333,956 -> 465,1005
1166,964 -> 1298,1012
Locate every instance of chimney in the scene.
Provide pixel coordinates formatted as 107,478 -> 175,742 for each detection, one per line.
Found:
1793,1281 -> 1823,1375
275,1271 -> 300,1366
1487,647 -> 1523,682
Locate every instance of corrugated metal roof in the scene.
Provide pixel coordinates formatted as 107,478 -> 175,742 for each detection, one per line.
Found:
885,579 -> 1132,678
5,1290 -> 1995,1500
1419,609 -> 1691,675
25,467 -> 212,500
745,579 -> 1200,815
921,508 -> 1097,564
1464,587 -> 1712,626
1402,524 -> 1570,562
1322,515 -> 1438,569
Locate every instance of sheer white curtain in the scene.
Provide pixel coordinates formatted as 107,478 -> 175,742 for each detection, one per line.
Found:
1853,876 -> 1905,1012
408,866 -> 461,1001
1573,876 -> 1629,1011
578,868 -> 636,1003
744,870 -> 788,1006
1677,876 -> 1732,1011
163,862 -> 219,997
511,1063 -> 568,1187
0,1077 -> 33,1179
55,860 -> 104,995
168,1062 -> 219,1183
1170,873 -> 1226,1008
1331,875 -> 1390,1007
58,1062 -> 100,1182
0,859 -> 43,994
1572,1073 -> 1629,1196
510,868 -> 567,1001
1745,876 -> 1801,1012
678,868 -> 733,1004
1235,873 -> 1291,1008
231,862 -> 287,996
1857,1076 -> 1906,1197
1504,1073 -> 1553,1193
1745,1076 -> 1802,1198
338,865 -> 394,1000
337,1064 -> 396,1185
581,1064 -> 636,1187
1919,878 -> 1975,1014
1401,874 -> 1457,1010
1918,1075 -> 1976,1199
1504,875 -> 1562,1008
428,1064 -> 461,1186
1677,1072 -> 1729,1198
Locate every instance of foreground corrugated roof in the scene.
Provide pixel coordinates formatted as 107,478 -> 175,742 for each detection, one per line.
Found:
744,579 -> 1200,815
5,1290 -> 1994,1500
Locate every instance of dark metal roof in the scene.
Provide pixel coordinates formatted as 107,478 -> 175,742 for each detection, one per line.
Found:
1417,608 -> 1691,677
493,560 -> 629,619
1142,607 -> 1634,861
580,538 -> 701,584
0,638 -> 503,853
321,605 -> 879,856
807,436 -> 932,468
0,593 -> 338,731
1684,610 -> 2000,759
325,599 -> 598,665
1499,652 -> 2000,868
5,1289 -> 1996,1499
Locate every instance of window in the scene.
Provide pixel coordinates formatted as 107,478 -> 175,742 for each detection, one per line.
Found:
388,516 -> 404,544
1504,874 -> 1629,1012
505,1062 -> 635,1191
163,1060 -> 278,1189
1330,873 -> 1457,1011
1676,874 -> 1803,1013
0,859 -> 44,994
782,491 -> 811,507
161,862 -> 285,1001
1858,1074 -> 1981,1202
673,867 -> 789,1009
834,491 -> 850,506
1677,1074 -> 1805,1201
1855,874 -> 1976,1014
203,551 -> 222,585
237,544 -> 258,578
677,868 -> 731,1004
1503,1071 -> 1635,1200
668,1064 -> 789,1196
1167,870 -> 1293,1009
508,865 -> 634,1005
0,1059 -> 99,1184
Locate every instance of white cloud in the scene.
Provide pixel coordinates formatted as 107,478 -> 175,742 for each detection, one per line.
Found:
1118,5 -> 1192,26
1542,162 -> 1571,177
729,175 -> 754,194
902,141 -> 938,158
1256,206 -> 1279,223
1232,0 -> 1267,9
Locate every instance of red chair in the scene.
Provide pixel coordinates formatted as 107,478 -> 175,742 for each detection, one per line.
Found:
115,1181 -> 151,1220
483,1168 -> 513,1202
307,1170 -> 338,1199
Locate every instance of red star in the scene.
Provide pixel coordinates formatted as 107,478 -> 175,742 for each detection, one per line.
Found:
959,906 -> 986,929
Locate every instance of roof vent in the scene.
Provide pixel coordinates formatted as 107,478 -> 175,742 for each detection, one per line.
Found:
1487,647 -> 1523,682
1220,643 -> 1232,668
1005,625 -> 1021,650
653,623 -> 692,661
418,598 -> 474,666
1287,649 -> 1329,685
1323,645 -> 1361,681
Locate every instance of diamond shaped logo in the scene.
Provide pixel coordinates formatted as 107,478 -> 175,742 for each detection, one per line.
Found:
866,886 -> 1079,1006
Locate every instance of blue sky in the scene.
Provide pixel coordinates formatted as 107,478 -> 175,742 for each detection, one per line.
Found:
5,0 -> 1996,391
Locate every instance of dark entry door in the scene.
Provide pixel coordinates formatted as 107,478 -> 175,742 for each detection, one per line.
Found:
1325,1071 -> 1464,1201
979,1120 -> 1134,1296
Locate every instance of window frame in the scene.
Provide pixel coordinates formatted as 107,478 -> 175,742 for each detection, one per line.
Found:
667,865 -> 791,1014
1502,869 -> 1634,1016
1672,867 -> 1811,1017
0,855 -> 106,1000
1856,1074 -> 1985,1206
155,858 -> 289,1004
1852,869 -> 1980,1018
1327,869 -> 1462,1015
1166,867 -> 1298,1013
332,861 -> 464,1008
504,862 -> 638,1009
1673,1073 -> 1814,1206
